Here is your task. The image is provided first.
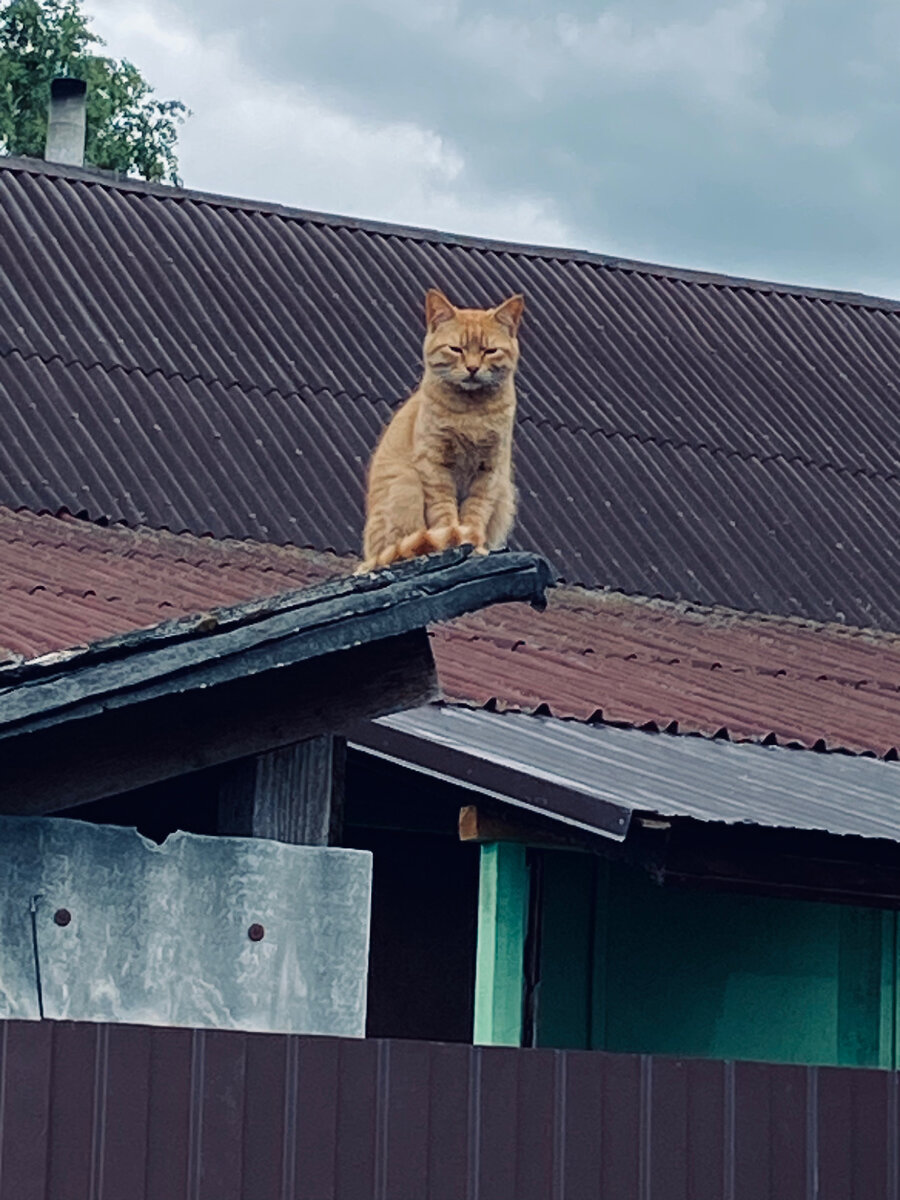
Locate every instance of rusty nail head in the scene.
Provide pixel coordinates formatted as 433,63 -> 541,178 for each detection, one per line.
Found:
54,908 -> 72,927
248,923 -> 265,942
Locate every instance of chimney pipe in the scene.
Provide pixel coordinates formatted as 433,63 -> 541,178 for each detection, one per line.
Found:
45,77 -> 87,167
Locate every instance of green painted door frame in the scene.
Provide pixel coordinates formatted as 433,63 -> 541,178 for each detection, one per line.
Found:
473,842 -> 529,1046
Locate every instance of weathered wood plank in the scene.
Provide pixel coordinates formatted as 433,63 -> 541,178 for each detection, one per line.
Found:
0,631 -> 435,816
218,736 -> 346,846
459,804 -> 606,852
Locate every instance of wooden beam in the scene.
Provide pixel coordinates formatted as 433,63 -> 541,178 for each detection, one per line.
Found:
217,735 -> 346,846
0,631 -> 435,816
473,842 -> 529,1047
459,804 -> 612,852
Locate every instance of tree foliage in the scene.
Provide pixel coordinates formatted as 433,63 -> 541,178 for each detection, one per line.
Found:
0,0 -> 187,183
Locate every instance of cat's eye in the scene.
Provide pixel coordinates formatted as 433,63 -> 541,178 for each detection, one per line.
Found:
483,348 -> 498,355
449,345 -> 463,353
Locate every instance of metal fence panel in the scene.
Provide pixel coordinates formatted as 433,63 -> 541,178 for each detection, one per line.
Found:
0,1020 -> 898,1200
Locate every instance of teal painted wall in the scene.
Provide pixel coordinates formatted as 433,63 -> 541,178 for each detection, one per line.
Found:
536,852 -> 896,1068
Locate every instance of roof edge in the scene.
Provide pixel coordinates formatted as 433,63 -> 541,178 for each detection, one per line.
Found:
369,703 -> 900,845
0,548 -> 553,736
348,714 -> 632,841
4,154 -> 899,314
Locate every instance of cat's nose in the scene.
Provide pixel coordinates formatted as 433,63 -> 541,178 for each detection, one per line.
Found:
467,364 -> 479,375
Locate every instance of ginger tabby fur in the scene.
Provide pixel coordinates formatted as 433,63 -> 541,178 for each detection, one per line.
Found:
356,287 -> 524,573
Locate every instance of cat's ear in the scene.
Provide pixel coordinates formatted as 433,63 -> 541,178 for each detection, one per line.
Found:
425,288 -> 456,330
493,293 -> 525,336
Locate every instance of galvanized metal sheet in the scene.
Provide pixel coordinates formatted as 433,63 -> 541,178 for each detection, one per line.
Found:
375,705 -> 900,842
0,816 -> 372,1035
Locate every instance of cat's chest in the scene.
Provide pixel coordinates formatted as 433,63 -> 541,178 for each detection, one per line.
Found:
434,426 -> 501,477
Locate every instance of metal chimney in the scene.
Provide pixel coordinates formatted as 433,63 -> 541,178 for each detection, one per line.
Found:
45,77 -> 87,166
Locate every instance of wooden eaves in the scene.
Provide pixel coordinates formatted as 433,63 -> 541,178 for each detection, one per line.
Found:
0,549 -> 551,816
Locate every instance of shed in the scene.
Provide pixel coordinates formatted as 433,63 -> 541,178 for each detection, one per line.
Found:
0,508 -> 550,1039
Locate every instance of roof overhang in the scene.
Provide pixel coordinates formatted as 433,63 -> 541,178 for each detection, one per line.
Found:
0,551 -> 551,814
351,704 -> 900,846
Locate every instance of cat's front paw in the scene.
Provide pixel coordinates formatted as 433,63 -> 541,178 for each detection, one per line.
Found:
456,523 -> 487,554
425,526 -> 454,552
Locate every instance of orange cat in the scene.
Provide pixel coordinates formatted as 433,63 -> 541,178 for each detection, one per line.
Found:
356,287 -> 524,573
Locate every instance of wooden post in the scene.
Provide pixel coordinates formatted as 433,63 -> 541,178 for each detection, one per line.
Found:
473,841 -> 529,1046
217,734 -> 346,846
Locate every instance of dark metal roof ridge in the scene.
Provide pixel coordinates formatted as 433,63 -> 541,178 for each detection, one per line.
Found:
0,548 -> 553,739
3,154 -> 899,313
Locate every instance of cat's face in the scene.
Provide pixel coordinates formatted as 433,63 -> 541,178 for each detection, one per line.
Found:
423,289 -> 524,395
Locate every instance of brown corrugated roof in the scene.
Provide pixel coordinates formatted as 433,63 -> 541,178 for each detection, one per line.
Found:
3,510 -> 897,758
432,589 -> 900,759
1,156 -> 899,628
0,507 -> 338,664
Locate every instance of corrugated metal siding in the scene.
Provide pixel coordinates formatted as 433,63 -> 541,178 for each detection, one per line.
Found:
377,706 -> 900,841
0,1019 -> 894,1200
1,159 -> 900,627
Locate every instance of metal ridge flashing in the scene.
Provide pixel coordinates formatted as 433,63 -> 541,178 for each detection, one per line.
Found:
0,548 -> 552,739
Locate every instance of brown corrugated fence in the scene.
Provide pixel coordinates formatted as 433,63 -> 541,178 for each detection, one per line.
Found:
0,1020 -> 895,1199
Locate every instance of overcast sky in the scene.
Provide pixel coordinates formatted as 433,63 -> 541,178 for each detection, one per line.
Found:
85,0 -> 900,298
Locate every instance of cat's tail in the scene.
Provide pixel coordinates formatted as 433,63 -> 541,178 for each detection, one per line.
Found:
353,526 -> 459,575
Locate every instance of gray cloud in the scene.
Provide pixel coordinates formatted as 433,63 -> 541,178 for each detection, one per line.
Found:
92,0 -> 900,295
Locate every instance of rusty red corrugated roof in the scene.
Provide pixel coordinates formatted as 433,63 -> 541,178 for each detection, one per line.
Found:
431,589 -> 900,759
0,508 -> 339,664
3,509 -> 897,758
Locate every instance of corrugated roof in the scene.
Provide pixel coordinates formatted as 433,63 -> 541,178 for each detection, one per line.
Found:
0,549 -> 552,741
432,589 -> 900,759
2,509 -> 898,759
371,706 -> 900,843
1,157 -> 899,627
0,507 -> 338,664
